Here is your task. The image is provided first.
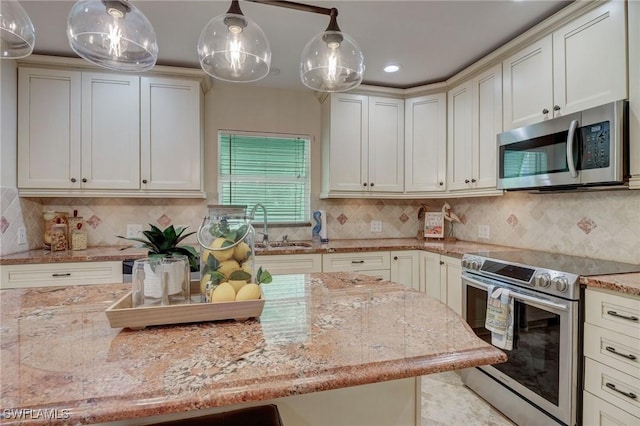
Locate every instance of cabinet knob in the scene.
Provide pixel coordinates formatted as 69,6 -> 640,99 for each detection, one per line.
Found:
370,182 -> 374,187
465,179 -> 470,184
70,178 -> 76,183
439,261 -> 445,265
82,178 -> 87,183
553,105 -> 561,111
393,256 -> 398,261
471,178 -> 477,183
439,181 -> 444,186
542,108 -> 549,114
142,179 -> 148,184
363,182 -> 367,187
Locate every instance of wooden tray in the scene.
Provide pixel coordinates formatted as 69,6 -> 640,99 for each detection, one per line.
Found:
105,281 -> 264,329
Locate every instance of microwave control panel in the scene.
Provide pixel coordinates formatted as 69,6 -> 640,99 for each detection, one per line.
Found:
580,120 -> 610,169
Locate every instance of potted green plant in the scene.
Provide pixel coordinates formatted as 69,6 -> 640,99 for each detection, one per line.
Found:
118,224 -> 199,270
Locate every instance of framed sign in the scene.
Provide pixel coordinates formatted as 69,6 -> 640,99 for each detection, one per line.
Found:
424,212 -> 444,239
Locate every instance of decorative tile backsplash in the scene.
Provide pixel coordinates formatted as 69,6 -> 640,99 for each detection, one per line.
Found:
1,187 -> 639,264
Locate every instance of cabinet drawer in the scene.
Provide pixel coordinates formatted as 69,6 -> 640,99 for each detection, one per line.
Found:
585,322 -> 640,378
583,390 -> 640,426
255,254 -> 322,275
1,262 -> 122,289
584,358 -> 640,419
586,289 -> 640,340
356,269 -> 391,281
323,252 -> 391,273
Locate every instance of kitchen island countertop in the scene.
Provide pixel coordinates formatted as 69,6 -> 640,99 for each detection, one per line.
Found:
0,272 -> 506,425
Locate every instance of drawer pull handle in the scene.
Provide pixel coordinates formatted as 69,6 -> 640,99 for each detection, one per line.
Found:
605,346 -> 637,361
351,260 -> 365,264
605,382 -> 638,400
606,310 -> 639,322
52,273 -> 71,277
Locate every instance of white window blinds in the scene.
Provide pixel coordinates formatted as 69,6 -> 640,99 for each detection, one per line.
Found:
218,132 -> 311,224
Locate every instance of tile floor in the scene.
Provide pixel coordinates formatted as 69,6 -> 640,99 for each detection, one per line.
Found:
421,371 -> 516,426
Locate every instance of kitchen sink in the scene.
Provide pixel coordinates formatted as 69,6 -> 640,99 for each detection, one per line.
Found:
255,241 -> 313,249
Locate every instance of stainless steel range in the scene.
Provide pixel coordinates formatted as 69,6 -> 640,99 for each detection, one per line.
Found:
460,249 -> 640,426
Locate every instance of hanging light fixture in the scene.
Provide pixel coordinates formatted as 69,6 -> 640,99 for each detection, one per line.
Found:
197,0 -> 271,83
0,0 -> 35,59
300,8 -> 364,92
67,0 -> 158,72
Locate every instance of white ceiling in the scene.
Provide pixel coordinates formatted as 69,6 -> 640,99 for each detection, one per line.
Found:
20,0 -> 573,91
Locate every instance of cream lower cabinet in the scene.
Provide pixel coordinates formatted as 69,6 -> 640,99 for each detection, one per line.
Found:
0,262 -> 123,289
583,288 -> 640,424
323,251 -> 391,280
503,1 -> 627,130
390,250 -> 420,290
420,252 -> 462,314
254,254 -> 322,275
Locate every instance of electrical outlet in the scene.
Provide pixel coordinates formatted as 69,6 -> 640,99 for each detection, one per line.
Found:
17,227 -> 27,245
478,225 -> 490,239
370,220 -> 383,233
126,224 -> 143,238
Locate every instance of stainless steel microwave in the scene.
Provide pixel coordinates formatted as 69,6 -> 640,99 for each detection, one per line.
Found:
497,100 -> 628,191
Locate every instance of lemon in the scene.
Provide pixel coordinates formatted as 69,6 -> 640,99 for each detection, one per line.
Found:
210,282 -> 236,302
233,242 -> 251,262
210,238 -> 234,262
228,279 -> 248,294
241,260 -> 253,276
200,273 -> 212,295
236,283 -> 261,301
217,259 -> 240,278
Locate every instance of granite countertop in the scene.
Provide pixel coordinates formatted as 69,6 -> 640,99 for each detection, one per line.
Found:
580,273 -> 640,297
0,272 -> 506,425
0,246 -> 148,265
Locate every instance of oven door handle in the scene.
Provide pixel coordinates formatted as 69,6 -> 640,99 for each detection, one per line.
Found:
462,275 -> 569,312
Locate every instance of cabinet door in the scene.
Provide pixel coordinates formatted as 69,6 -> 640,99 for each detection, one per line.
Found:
447,81 -> 474,191
390,250 -> 419,290
472,64 -> 502,190
404,94 -> 447,192
583,391 -> 640,426
255,254 -> 322,275
442,255 -> 462,315
81,73 -> 140,189
324,93 -> 369,192
140,77 -> 202,191
503,35 -> 554,130
553,1 -> 627,117
420,251 -> 443,301
18,68 -> 81,189
368,96 -> 404,192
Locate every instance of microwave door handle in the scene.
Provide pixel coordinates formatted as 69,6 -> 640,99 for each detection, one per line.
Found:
566,119 -> 579,178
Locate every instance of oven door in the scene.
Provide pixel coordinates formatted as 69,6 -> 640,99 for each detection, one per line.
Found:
461,273 -> 578,426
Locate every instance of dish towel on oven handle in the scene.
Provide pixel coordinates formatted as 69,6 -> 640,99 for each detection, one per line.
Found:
485,286 -> 514,351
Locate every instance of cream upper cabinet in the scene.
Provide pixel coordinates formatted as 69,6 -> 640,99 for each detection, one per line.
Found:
503,1 -> 627,130
404,94 -> 447,193
81,72 -> 140,189
18,68 -> 81,189
17,66 -> 205,197
321,93 -> 404,195
140,76 -> 203,191
448,64 -> 502,192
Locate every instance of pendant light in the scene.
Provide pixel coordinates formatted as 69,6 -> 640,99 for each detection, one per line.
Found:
300,8 -> 364,92
197,0 -> 271,83
67,0 -> 158,72
0,0 -> 35,59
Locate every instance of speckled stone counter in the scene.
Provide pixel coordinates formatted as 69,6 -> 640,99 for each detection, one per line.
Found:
581,273 -> 640,297
0,272 -> 506,425
0,246 -> 147,265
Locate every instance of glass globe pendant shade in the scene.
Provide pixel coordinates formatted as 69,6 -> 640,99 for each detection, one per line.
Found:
0,0 -> 35,59
197,10 -> 271,83
300,29 -> 364,92
67,0 -> 158,72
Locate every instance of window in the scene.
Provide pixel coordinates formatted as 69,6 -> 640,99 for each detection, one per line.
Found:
218,131 -> 311,224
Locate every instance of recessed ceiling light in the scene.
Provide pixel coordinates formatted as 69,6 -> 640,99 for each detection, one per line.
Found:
384,64 -> 400,73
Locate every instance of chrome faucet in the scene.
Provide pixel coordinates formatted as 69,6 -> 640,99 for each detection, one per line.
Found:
250,203 -> 269,247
